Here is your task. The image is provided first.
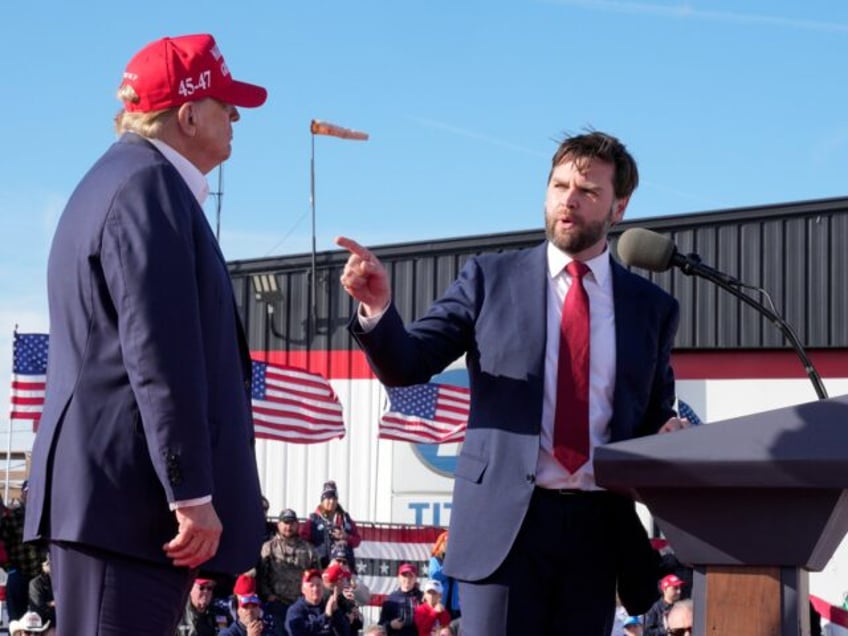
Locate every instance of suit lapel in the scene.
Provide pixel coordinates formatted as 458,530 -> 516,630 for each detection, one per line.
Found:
611,260 -> 643,437
508,243 -> 549,384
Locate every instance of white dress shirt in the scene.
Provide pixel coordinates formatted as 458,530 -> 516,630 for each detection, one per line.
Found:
147,138 -> 210,206
535,242 -> 617,490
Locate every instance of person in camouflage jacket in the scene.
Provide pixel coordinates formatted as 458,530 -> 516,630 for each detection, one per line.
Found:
259,508 -> 320,635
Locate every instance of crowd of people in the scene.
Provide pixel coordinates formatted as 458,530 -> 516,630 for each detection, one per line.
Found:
168,478 -> 710,636
2,475 -> 827,635
0,483 -> 54,635
172,481 -> 461,636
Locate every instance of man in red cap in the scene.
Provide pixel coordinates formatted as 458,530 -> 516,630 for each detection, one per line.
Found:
219,574 -> 275,636
285,569 -> 351,636
23,33 -> 268,635
379,563 -> 423,635
643,574 -> 685,636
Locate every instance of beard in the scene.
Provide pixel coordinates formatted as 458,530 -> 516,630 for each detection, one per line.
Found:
545,205 -> 615,255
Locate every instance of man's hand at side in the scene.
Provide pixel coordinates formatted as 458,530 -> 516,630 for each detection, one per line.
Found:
163,501 -> 222,568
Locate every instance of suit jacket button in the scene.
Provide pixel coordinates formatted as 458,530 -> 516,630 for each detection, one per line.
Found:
526,474 -> 535,484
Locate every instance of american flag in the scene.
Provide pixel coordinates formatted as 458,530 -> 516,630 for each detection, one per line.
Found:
380,383 -> 469,444
10,332 -> 49,430
354,523 -> 445,606
251,359 -> 346,444
677,399 -> 703,426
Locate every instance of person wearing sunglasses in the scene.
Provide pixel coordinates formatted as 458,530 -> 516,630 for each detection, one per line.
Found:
176,577 -> 229,636
665,599 -> 693,636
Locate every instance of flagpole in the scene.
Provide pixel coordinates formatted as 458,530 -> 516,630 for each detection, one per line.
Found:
6,326 -> 17,505
310,130 -> 318,340
307,119 -> 369,342
214,165 -> 224,242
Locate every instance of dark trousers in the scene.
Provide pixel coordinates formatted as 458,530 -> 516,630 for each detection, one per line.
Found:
50,541 -> 195,635
458,488 -> 625,636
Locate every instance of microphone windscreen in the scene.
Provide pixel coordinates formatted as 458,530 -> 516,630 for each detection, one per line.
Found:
617,228 -> 676,272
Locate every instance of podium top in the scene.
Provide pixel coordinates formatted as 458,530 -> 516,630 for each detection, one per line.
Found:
595,393 -> 848,490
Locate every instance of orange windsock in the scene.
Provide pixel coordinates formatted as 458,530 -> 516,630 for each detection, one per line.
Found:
310,119 -> 369,141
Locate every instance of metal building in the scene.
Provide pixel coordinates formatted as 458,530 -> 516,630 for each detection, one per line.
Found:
231,195 -> 848,353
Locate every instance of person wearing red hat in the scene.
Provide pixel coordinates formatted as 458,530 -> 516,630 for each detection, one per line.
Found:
643,574 -> 685,636
23,32 -> 268,636
285,569 -> 351,636
379,563 -> 423,636
219,574 -> 276,636
321,561 -> 363,632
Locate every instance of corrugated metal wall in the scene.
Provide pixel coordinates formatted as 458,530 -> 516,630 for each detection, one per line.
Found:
231,195 -> 848,352
228,195 -> 848,520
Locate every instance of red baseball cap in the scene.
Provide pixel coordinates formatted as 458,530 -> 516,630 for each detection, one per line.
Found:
119,33 -> 267,113
398,563 -> 418,576
302,568 -> 323,583
323,562 -> 352,584
660,574 -> 685,590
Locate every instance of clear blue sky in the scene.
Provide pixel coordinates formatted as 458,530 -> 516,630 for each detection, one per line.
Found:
1,1 -> 847,445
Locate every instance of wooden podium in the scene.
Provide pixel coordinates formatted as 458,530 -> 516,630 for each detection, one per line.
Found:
594,394 -> 848,636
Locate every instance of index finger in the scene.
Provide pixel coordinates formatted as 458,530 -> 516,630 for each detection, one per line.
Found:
335,235 -> 373,260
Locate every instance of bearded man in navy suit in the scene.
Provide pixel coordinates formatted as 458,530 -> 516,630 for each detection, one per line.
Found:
24,34 -> 267,635
336,131 -> 690,635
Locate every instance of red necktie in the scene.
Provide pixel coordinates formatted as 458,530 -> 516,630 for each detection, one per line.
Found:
553,261 -> 590,473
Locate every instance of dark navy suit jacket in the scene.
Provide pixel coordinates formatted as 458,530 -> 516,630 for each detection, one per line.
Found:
351,242 -> 678,587
24,133 -> 264,573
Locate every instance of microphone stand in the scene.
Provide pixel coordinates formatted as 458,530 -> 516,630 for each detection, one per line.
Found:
677,253 -> 828,400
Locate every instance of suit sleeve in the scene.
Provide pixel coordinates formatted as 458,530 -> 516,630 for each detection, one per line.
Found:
351,257 -> 483,386
99,165 -> 213,503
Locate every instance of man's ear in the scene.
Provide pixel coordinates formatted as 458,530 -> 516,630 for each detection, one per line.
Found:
176,103 -> 196,134
611,196 -> 630,225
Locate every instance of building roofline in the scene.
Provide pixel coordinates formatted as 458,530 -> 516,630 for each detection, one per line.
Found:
228,195 -> 848,275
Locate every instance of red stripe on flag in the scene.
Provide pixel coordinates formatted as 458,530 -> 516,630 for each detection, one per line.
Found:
811,594 -> 848,628
11,380 -> 46,390
358,525 -> 445,543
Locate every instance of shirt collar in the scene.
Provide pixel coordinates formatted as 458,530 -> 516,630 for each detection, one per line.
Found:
546,241 -> 612,286
147,138 -> 210,206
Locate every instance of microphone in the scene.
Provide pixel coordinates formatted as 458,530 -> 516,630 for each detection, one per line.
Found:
617,227 -> 741,286
616,226 -> 828,401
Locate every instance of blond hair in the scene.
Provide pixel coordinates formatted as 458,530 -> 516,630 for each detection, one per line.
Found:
114,84 -> 175,137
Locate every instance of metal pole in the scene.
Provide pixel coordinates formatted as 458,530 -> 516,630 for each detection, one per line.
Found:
6,326 -> 17,505
215,165 -> 224,242
310,132 -> 317,339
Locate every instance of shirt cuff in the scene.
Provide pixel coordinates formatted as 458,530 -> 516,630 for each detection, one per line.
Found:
169,495 -> 212,511
357,302 -> 389,332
